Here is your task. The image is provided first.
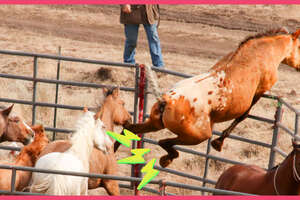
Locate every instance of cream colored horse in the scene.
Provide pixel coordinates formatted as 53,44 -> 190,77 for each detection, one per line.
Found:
30,110 -> 108,195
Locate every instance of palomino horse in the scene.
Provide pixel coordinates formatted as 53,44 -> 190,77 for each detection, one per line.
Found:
123,27 -> 300,168
0,105 -> 34,145
30,109 -> 111,195
37,87 -> 132,195
215,140 -> 300,195
0,125 -> 49,192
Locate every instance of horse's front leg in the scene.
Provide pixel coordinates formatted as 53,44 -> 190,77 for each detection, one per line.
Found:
114,101 -> 165,152
211,95 -> 262,152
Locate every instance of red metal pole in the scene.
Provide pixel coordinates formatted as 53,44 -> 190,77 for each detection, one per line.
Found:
134,64 -> 146,195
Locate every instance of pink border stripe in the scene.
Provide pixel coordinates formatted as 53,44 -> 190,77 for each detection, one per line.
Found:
0,196 -> 299,200
1,0 -> 300,4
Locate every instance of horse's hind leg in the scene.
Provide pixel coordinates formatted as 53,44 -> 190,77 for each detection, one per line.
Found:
158,137 -> 180,168
211,95 -> 262,152
158,131 -> 211,168
103,179 -> 120,195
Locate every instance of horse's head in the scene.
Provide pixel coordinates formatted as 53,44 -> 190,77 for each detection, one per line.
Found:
16,125 -> 49,163
101,87 -> 132,126
0,105 -> 35,145
282,29 -> 300,71
30,125 -> 49,151
94,117 -> 112,152
0,105 -> 13,137
82,108 -> 112,152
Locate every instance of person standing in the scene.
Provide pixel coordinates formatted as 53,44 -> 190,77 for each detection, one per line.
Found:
120,4 -> 164,68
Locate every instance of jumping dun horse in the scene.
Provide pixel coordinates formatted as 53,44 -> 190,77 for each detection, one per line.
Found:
37,87 -> 131,195
0,105 -> 34,145
122,27 -> 300,168
0,125 -> 49,192
215,139 -> 300,195
30,109 -> 111,195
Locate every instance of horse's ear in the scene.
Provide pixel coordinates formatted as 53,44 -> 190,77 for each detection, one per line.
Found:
83,107 -> 88,112
112,87 -> 120,98
30,124 -> 44,134
1,104 -> 14,117
292,138 -> 300,149
292,29 -> 300,40
102,87 -> 108,96
279,26 -> 289,34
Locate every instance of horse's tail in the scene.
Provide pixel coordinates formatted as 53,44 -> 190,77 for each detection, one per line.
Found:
30,173 -> 52,194
144,64 -> 162,101
30,170 -> 85,195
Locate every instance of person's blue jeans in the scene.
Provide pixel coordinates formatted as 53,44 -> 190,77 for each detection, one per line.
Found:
123,23 -> 164,67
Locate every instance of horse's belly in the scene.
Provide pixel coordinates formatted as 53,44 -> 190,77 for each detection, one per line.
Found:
211,94 -> 254,123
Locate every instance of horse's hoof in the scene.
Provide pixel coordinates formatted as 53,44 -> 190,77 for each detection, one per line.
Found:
159,155 -> 172,168
211,139 -> 223,152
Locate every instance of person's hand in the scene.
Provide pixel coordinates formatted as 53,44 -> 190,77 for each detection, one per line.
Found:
122,4 -> 131,14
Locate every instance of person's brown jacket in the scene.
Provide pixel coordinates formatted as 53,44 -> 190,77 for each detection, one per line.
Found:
120,5 -> 159,25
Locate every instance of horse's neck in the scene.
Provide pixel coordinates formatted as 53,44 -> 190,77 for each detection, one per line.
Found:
100,106 -> 114,131
242,35 -> 292,69
274,153 -> 300,194
15,149 -> 36,167
68,129 -> 94,170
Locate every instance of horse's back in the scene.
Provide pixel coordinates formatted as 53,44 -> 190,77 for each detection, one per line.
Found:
31,152 -> 86,195
39,140 -> 71,158
215,164 -> 268,194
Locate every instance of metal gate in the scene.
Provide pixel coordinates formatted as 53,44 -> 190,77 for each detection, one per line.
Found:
0,49 -> 299,195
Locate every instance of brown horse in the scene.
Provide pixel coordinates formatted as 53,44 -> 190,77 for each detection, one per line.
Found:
0,105 -> 35,145
38,87 -> 131,195
0,125 -> 49,192
122,27 -> 300,168
215,140 -> 300,195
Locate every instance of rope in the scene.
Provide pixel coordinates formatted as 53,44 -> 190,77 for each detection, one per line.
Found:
144,64 -> 162,101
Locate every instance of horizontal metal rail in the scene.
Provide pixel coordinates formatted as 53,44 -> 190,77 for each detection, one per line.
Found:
278,98 -> 300,115
0,73 -> 135,92
0,164 -> 250,195
277,122 -> 300,141
0,49 -> 136,68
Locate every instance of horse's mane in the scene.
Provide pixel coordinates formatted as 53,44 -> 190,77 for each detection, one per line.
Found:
239,27 -> 290,48
219,27 -> 291,67
103,87 -> 116,97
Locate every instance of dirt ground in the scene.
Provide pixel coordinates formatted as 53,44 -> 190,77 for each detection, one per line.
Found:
0,4 -> 300,195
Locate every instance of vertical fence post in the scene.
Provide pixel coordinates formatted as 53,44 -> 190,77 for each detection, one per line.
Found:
201,138 -> 212,195
295,114 -> 299,137
131,64 -> 140,189
52,46 -> 61,141
10,168 -> 16,192
133,64 -> 146,195
159,179 -> 166,196
268,101 -> 283,169
32,56 -> 38,125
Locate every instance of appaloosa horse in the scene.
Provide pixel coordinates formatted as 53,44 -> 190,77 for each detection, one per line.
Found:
37,87 -> 131,195
0,105 -> 34,145
0,125 -> 48,192
123,27 -> 300,168
215,140 -> 300,195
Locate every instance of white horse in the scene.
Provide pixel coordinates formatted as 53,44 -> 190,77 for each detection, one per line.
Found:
30,110 -> 109,195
